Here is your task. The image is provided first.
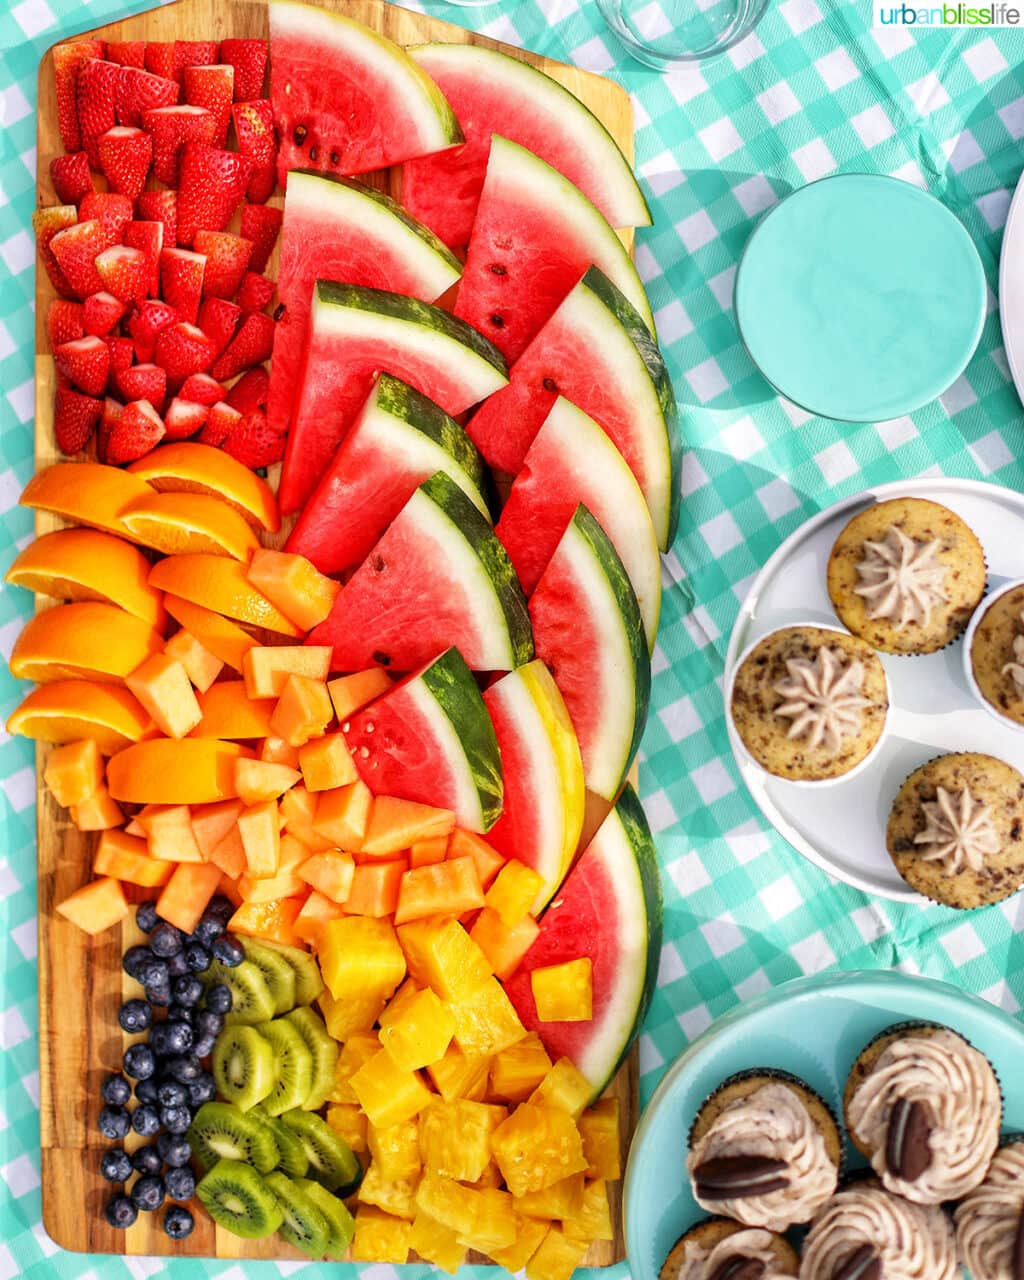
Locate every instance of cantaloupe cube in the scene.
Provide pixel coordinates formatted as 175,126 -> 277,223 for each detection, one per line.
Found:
345,859 -> 406,918
394,857 -> 484,926
470,908 -> 541,982
237,800 -> 281,877
327,669 -> 392,723
126,654 -> 202,739
350,1049 -> 433,1129
270,674 -> 333,748
286,822 -> 336,853
408,836 -> 449,869
490,1033 -> 553,1105
93,828 -> 173,887
218,872 -> 244,908
70,785 -> 123,831
447,977 -> 526,1058
326,1103 -> 369,1153
299,733 -> 357,792
526,1225 -> 589,1280
155,860 -> 223,933
425,1044 -> 492,1103
190,798 -> 244,857
292,889 -> 345,949
260,736 -> 300,767
362,796 -> 456,857
56,876 -> 129,934
350,1205 -> 411,1264
139,804 -> 203,863
531,959 -> 593,1024
578,1098 -> 620,1181
319,985 -> 387,1040
485,860 -> 546,926
123,816 -> 146,836
44,738 -> 103,807
312,780 -> 373,849
397,918 -> 492,1002
297,850 -> 355,903
278,832 -> 308,871
529,1058 -> 593,1119
208,823 -> 246,878
194,680 -> 275,739
242,645 -> 332,699
234,757 -> 301,806
489,1215 -> 548,1272
379,987 -> 456,1072
228,895 -> 304,946
164,628 -> 223,693
409,1211 -> 466,1274
447,829 -> 504,889
246,548 -> 340,631
239,866 -> 305,902
280,784 -> 316,829
319,916 -> 406,1001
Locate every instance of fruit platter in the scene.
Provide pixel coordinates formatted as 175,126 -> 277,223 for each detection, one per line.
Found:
18,0 -> 679,1268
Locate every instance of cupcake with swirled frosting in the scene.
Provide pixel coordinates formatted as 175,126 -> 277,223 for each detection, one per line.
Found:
885,752 -> 1024,908
843,1022 -> 1001,1204
660,1219 -> 798,1280
826,496 -> 985,655
954,1136 -> 1024,1280
799,1181 -> 958,1280
686,1069 -> 841,1232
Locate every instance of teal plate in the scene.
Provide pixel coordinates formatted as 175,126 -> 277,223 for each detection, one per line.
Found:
623,970 -> 1024,1278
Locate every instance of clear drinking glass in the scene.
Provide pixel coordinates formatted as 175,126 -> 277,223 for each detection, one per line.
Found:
597,0 -> 769,65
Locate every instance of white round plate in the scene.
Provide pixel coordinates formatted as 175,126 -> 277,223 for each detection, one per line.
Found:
724,477 -> 1024,901
999,172 -> 1024,412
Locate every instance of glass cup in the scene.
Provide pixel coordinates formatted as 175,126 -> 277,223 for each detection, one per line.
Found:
597,0 -> 769,65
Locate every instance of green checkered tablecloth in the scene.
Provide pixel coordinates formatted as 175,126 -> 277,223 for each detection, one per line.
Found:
4,0 -> 1024,1273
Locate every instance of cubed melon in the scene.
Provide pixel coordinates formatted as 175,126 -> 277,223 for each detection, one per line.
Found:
44,738 -> 103,807
94,828 -> 173,887
486,860 -> 546,926
140,804 -> 204,863
394,858 -> 485,926
218,872 -> 244,908
345,859 -> 407,918
247,548 -> 340,631
126,654 -> 202,739
190,798 -> 244,857
208,823 -> 247,878
156,860 -> 223,933
164,628 -> 223,692
242,645 -> 332,699
350,1049 -> 433,1129
531,959 -> 593,1023
260,735 -> 300,767
234,757 -> 301,806
408,836 -> 449,869
237,800 -> 281,876
297,850 -> 355,904
362,796 -> 456,857
470,907 -> 540,981
228,894 -> 304,946
312,780 -> 373,849
328,669 -> 392,723
56,876 -> 129,934
271,673 -> 333,748
319,916 -> 406,1001
70,785 -> 124,830
299,733 -> 357,792
446,829 -> 504,889
239,866 -> 305,902
293,889 -> 345,950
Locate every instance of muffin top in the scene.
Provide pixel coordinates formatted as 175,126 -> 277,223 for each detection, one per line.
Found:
827,497 -> 985,654
662,1224 -> 795,1280
954,1138 -> 1024,1280
970,583 -> 1024,727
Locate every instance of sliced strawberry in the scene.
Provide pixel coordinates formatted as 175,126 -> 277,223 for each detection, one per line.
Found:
163,396 -> 210,440
193,230 -> 251,300
196,297 -> 241,360
54,385 -> 103,454
155,321 -> 216,389
144,43 -> 175,80
160,247 -> 205,325
179,372 -> 225,406
239,203 -> 282,274
105,336 -> 135,387
129,300 -> 179,363
46,299 -> 85,349
231,99 -> 276,203
49,151 -> 94,206
118,362 -> 167,413
53,40 -> 105,153
123,220 -> 163,296
33,205 -> 80,298
175,144 -> 252,247
103,399 -> 165,465
224,365 -> 269,414
219,38 -> 267,102
79,191 -> 134,243
235,271 -> 275,314
116,65 -> 178,128
48,218 -> 110,298
107,40 -> 147,68
222,410 -> 285,469
210,311 -> 274,381
143,105 -> 217,186
82,291 -> 127,336
136,190 -> 177,247
55,335 -> 110,397
97,125 -> 152,200
77,58 -> 121,167
199,399 -> 241,446
97,395 -> 123,460
95,244 -> 148,305
184,65 -> 234,146
173,41 -> 221,85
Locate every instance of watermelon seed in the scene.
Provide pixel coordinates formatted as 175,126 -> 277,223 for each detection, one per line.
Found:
330,151 -> 339,165
274,304 -> 285,321
372,555 -> 385,572
543,377 -> 558,392
293,126 -> 307,144
489,264 -> 506,275
309,146 -> 318,162
490,314 -> 505,329
372,651 -> 391,667
358,747 -> 369,758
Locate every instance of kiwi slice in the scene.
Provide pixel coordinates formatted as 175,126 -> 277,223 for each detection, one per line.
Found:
251,939 -> 325,1006
212,959 -> 277,1026
295,1178 -> 355,1260
212,1024 -> 276,1112
280,1109 -> 361,1192
264,1170 -> 329,1258
241,939 -> 297,1015
284,1006 -> 339,1110
187,1101 -> 279,1174
258,1018 -> 314,1116
249,1106 -> 310,1178
197,1158 -> 284,1239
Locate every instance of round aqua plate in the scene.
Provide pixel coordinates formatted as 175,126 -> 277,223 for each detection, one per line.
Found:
734,174 -> 986,422
623,970 -> 1024,1279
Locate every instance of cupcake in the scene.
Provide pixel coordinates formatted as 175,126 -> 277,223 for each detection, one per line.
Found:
966,579 -> 1024,728
660,1219 -> 798,1280
843,1022 -> 1001,1204
954,1135 -> 1024,1280
729,625 -> 888,782
799,1181 -> 958,1280
885,752 -> 1024,908
686,1070 -> 841,1232
826,496 -> 985,655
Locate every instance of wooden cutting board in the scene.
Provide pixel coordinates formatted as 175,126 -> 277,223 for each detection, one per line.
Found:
34,0 -> 640,1263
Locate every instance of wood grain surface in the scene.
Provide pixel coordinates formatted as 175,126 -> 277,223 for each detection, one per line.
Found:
34,0 -> 639,1262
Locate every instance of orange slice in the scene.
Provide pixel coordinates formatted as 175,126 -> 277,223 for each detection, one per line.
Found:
107,738 -> 252,804
127,442 -> 280,533
6,680 -> 153,754
10,602 -> 165,684
119,491 -> 260,561
20,462 -> 152,539
5,528 -> 167,630
149,556 -> 303,637
163,595 -> 258,672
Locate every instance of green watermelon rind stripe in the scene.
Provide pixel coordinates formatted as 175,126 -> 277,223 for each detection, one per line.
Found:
419,647 -> 503,832
374,374 -> 487,499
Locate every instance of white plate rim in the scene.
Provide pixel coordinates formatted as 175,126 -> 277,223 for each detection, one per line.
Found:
998,170 -> 1024,414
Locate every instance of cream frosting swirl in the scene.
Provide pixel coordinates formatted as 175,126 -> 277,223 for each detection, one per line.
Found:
1002,612 -> 1024,695
671,1228 -> 791,1280
799,1184 -> 958,1280
912,786 -> 1001,876
772,648 -> 870,755
687,1082 -> 837,1231
846,1029 -> 1001,1204
954,1141 -> 1024,1280
853,526 -> 948,629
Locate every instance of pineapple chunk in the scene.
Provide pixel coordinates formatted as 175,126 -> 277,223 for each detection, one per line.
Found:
415,1173 -> 517,1253
531,958 -> 593,1022
490,1103 -> 589,1197
409,1211 -> 467,1274
350,1049 -> 433,1128
563,1179 -> 614,1243
419,1100 -> 507,1183
379,986 -> 456,1071
358,1161 -> 419,1219
350,1205 -> 411,1262
490,1032 -> 553,1103
367,1118 -> 421,1183
448,977 -> 526,1057
426,1044 -> 492,1102
527,1225 -> 590,1280
319,987 -> 386,1042
485,859 -> 545,924
398,918 -> 492,1001
328,1031 -> 380,1105
378,977 -> 421,1026
578,1098 -> 621,1181
529,1057 -> 594,1119
489,1214 -> 548,1272
514,1171 -> 586,1220
326,1103 -> 369,1153
319,916 -> 406,1001
466,1159 -> 503,1189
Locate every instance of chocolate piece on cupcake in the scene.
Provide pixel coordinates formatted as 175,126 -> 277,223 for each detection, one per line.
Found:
659,1219 -> 797,1280
685,1070 -> 840,1232
844,1022 -> 1001,1204
954,1135 -> 1024,1280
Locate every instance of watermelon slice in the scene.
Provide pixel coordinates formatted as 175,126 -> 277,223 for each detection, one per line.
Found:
285,374 -> 488,576
504,784 -> 662,1098
278,282 -> 506,515
468,266 -> 680,552
496,397 -> 661,653
307,471 -> 532,674
454,135 -> 654,363
345,646 -> 502,833
529,505 -> 649,802
482,660 -> 585,912
269,0 -> 462,182
267,171 -> 462,437
401,42 -> 650,250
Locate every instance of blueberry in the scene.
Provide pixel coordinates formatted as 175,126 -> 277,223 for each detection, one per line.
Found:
118,998 -> 152,1034
196,1009 -> 223,1038
150,922 -> 183,958
165,1054 -> 202,1083
134,1077 -> 160,1105
164,1165 -> 196,1202
193,914 -> 225,947
130,1174 -> 165,1213
157,1133 -> 191,1167
101,1074 -> 132,1107
192,1031 -> 217,1059
205,896 -> 233,925
167,1002 -> 197,1027
157,1080 -> 188,1109
99,1149 -> 133,1183
131,1104 -> 162,1137
140,957 -> 169,987
165,951 -> 190,979
104,1193 -> 138,1229
131,1145 -> 162,1176
135,901 -> 159,933
123,1043 -> 157,1080
204,983 -> 233,1015
187,1073 -> 216,1107
150,1021 -> 194,1057
186,941 -> 213,973
172,975 -> 204,1006
144,980 -> 172,1009
160,1105 -> 192,1134
212,935 -> 244,967
123,945 -> 154,981
98,1104 -> 131,1140
163,1205 -> 194,1239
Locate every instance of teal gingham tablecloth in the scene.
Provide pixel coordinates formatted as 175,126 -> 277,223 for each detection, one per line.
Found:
4,0 -> 1024,1273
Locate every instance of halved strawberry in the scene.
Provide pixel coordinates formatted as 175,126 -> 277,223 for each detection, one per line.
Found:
118,362 -> 167,413
179,372 -> 225,406
54,385 -> 103,454
82,291 -> 127,336
103,399 -> 165,465
239,203 -> 282,274
97,395 -> 123,460
136,190 -> 177,247
196,297 -> 241,360
219,38 -> 267,102
184,64 -> 234,146
224,365 -> 269,414
144,43 -> 175,80
222,410 -> 285,469
193,230 -> 251,300
231,99 -> 276,203
116,65 -> 178,128
79,191 -> 134,243
107,40 -> 147,68
46,299 -> 85,349
160,248 -> 205,325
173,41 -> 221,85
198,399 -> 241,446
55,335 -> 111,397
176,145 -> 252,248
210,311 -> 274,381
95,245 -> 148,305
123,220 -> 164,296
97,125 -> 152,200
128,300 -> 178,362
235,271 -> 275,314
33,205 -> 80,298
143,105 -> 217,186
53,40 -> 105,153
49,151 -> 94,206
163,396 -> 210,440
155,321 -> 216,389
77,58 -> 121,167
105,336 -> 136,388
48,218 -> 110,297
